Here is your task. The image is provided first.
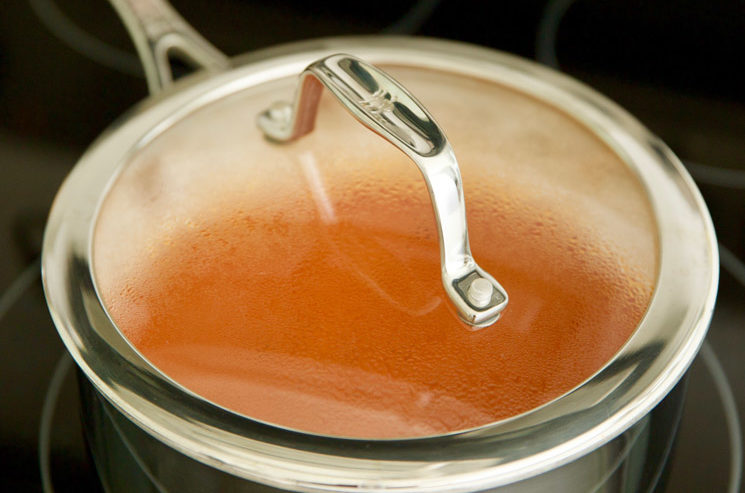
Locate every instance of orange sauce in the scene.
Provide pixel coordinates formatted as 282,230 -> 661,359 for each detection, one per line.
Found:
100,170 -> 654,438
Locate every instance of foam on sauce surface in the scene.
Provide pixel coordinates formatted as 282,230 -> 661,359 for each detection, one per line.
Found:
93,67 -> 657,438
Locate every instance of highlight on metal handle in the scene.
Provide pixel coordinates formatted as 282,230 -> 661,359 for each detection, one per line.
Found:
258,54 -> 508,327
109,0 -> 230,95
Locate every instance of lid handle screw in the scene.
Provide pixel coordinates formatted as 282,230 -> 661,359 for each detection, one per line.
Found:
468,278 -> 494,308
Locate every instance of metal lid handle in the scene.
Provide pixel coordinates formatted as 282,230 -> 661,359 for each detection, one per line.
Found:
258,54 -> 507,327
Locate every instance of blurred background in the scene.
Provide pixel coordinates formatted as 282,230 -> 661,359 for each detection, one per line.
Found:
0,0 -> 743,491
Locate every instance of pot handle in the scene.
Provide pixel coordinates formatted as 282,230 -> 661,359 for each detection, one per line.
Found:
109,0 -> 230,95
258,54 -> 508,328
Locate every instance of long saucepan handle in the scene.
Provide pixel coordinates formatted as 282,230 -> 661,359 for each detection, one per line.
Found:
108,0 -> 229,95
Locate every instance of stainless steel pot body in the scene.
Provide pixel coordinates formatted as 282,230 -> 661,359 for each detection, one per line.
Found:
79,372 -> 688,492
42,3 -> 717,491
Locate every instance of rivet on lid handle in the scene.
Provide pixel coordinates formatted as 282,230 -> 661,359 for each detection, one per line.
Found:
257,54 -> 508,327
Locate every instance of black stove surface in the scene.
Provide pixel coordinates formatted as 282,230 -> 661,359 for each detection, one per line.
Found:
1,1 -> 743,491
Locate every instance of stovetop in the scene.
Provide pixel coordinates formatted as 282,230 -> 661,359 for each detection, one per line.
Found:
1,1 -> 743,491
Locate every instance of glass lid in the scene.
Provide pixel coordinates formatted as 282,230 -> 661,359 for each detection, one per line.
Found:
91,55 -> 657,439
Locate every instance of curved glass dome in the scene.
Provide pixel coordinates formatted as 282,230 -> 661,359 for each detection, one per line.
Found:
92,63 -> 657,439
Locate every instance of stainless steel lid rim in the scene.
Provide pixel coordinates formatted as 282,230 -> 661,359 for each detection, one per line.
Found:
42,37 -> 717,490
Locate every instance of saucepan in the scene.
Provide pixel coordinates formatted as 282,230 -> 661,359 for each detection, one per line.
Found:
42,0 -> 718,491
